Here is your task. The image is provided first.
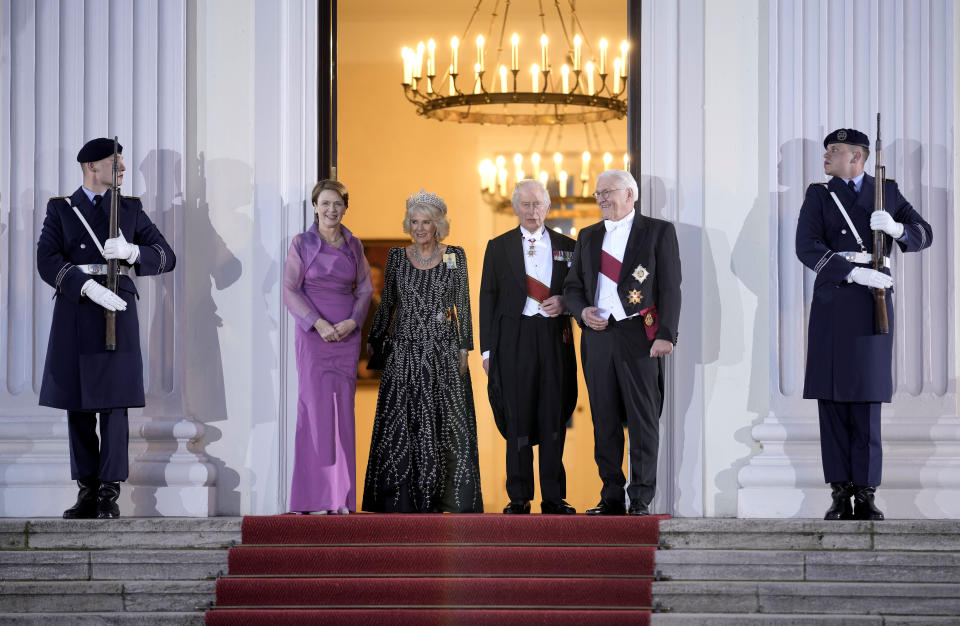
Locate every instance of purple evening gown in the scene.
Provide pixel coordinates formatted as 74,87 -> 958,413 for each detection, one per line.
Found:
282,223 -> 372,512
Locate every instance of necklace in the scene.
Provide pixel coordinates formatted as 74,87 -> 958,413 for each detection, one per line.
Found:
319,227 -> 343,247
411,243 -> 440,265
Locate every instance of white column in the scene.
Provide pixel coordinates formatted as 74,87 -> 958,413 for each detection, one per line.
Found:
738,0 -> 960,518
0,0 -> 215,516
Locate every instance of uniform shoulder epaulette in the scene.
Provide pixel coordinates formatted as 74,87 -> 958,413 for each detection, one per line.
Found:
121,195 -> 140,200
49,195 -> 70,201
884,178 -> 897,183
811,182 -> 828,186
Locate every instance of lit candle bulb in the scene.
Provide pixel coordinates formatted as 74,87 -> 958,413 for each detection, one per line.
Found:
474,63 -> 482,94
415,41 -> 425,78
496,155 -> 506,170
561,64 -> 569,93
569,226 -> 577,236
499,65 -> 508,92
599,38 -> 608,75
513,153 -> 523,181
402,47 -> 412,85
478,160 -> 492,190
603,152 -> 613,170
451,36 -> 459,74
573,34 -> 582,71
558,170 -> 568,198
449,72 -> 456,95
510,33 -> 519,71
623,153 -> 630,171
498,166 -> 508,197
513,152 -> 523,170
581,151 -> 591,179
538,170 -> 549,187
620,40 -> 629,78
540,34 -> 549,70
553,152 -> 563,174
582,181 -> 590,198
476,35 -> 485,72
427,39 -> 436,76
613,57 -> 622,94
531,152 -> 541,177
585,61 -> 595,95
531,63 -> 540,92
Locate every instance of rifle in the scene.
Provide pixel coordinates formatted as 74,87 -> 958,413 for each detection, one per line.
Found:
105,136 -> 120,350
872,114 -> 890,334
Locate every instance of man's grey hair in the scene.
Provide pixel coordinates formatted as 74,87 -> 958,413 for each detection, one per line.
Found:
511,178 -> 551,208
597,169 -> 639,205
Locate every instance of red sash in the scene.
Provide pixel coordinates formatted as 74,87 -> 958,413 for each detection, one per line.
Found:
526,275 -> 551,303
600,250 -> 622,283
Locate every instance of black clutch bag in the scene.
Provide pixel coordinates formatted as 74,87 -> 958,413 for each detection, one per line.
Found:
366,336 -> 392,370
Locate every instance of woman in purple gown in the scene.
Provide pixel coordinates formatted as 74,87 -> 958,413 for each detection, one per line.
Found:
282,180 -> 372,514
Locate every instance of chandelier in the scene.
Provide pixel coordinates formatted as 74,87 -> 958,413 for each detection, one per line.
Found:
479,150 -> 629,217
400,1 -> 629,125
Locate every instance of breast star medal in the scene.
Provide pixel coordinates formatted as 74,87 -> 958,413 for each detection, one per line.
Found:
632,264 -> 649,284
628,289 -> 643,305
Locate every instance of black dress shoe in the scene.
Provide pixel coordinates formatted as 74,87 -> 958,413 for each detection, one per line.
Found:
585,501 -> 626,516
63,479 -> 100,519
503,500 -> 531,514
541,500 -> 576,515
852,486 -> 885,521
824,481 -> 854,520
628,501 -> 650,516
97,481 -> 121,519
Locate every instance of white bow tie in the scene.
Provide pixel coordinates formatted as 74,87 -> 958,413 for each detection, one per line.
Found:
604,218 -> 629,232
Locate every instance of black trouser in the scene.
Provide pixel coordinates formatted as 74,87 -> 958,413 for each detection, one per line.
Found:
817,400 -> 882,487
581,317 -> 661,506
498,315 -> 568,503
67,408 -> 129,482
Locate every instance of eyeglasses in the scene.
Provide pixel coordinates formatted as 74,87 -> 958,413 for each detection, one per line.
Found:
593,188 -> 625,200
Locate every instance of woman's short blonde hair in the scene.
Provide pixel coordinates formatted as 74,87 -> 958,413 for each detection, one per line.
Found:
403,202 -> 450,242
311,179 -> 349,207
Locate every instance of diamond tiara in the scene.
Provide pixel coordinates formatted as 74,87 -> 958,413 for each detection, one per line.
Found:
406,189 -> 447,215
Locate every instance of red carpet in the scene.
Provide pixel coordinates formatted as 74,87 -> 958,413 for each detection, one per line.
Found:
206,514 -> 661,625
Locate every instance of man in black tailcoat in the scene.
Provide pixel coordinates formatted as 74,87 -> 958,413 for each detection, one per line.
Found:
479,179 -> 578,515
564,169 -> 681,516
796,128 -> 932,521
37,138 -> 176,519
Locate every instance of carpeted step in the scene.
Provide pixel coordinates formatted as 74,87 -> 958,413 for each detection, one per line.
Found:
214,576 -> 652,608
205,608 -> 651,625
227,544 -> 654,576
240,513 -> 661,546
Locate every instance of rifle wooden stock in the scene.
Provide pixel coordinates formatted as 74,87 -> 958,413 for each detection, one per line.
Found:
872,113 -> 890,335
105,137 -> 120,351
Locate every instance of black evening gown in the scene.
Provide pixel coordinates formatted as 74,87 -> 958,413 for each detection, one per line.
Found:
363,246 -> 483,513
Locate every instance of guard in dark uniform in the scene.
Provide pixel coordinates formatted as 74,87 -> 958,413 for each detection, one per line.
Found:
564,169 -> 682,516
37,138 -> 176,519
796,128 -> 932,520
479,180 -> 578,515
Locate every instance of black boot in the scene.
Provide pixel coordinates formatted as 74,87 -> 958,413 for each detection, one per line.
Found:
853,486 -> 885,520
824,481 -> 854,520
63,479 -> 100,519
96,481 -> 121,519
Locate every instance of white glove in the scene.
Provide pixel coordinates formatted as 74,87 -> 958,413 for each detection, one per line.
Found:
81,279 -> 127,311
103,231 -> 140,263
870,211 -> 904,239
848,267 -> 893,290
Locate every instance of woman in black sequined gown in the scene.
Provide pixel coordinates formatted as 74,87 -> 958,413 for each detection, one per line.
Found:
362,190 -> 483,513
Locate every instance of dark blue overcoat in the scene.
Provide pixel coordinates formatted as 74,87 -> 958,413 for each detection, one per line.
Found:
36,187 -> 175,411
795,175 -> 931,402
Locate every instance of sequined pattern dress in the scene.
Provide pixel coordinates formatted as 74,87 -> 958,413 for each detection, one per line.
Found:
362,245 -> 483,513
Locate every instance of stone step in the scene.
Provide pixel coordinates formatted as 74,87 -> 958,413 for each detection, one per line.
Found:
656,549 -> 960,583
652,581 -> 960,616
652,614 -> 960,625
0,549 -> 229,581
0,581 -> 215,613
0,613 -> 204,625
0,518 -> 241,550
659,519 -> 960,551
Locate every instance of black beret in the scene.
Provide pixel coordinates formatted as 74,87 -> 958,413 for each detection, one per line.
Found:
76,138 -> 122,163
823,128 -> 869,150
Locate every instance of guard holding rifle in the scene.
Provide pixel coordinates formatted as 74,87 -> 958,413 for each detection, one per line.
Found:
37,138 -> 176,519
796,126 -> 932,521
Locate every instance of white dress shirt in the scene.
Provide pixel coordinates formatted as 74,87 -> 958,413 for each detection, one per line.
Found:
596,208 -> 635,321
520,225 -> 553,317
